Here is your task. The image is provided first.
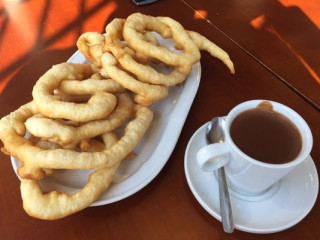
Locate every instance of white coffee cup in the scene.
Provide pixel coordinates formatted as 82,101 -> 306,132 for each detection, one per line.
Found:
197,100 -> 313,196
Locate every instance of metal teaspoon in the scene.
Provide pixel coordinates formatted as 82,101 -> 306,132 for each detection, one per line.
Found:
205,117 -> 234,233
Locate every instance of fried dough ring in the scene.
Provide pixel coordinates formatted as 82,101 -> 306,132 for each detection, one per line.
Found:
25,93 -> 134,146
59,70 -> 124,94
24,105 -> 153,170
18,137 -> 107,179
101,52 -> 168,107
20,132 -> 121,220
77,26 -> 169,105
0,102 -> 46,179
105,18 -> 188,87
76,32 -> 105,66
0,103 -> 57,180
105,18 -> 161,65
114,51 -> 188,86
59,78 -> 125,95
123,13 -> 200,74
77,25 -> 159,68
186,31 -> 235,74
33,63 -> 117,122
18,138 -> 58,179
0,100 -> 153,173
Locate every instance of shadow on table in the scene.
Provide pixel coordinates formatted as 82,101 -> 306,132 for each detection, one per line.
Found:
0,0 -> 121,114
198,0 -> 320,107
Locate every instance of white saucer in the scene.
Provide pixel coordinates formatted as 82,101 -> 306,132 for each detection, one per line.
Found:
184,123 -> 319,234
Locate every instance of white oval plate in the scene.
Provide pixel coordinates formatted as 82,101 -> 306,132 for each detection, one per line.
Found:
185,123 -> 319,233
11,36 -> 201,206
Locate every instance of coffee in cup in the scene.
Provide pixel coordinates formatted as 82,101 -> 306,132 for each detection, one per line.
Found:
230,101 -> 302,164
197,100 -> 313,196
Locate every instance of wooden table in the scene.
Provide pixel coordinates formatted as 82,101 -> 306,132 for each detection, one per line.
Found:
0,0 -> 319,239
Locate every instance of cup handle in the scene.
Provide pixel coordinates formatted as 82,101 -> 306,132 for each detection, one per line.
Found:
197,143 -> 230,171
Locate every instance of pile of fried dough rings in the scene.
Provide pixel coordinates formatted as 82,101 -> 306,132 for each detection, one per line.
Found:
0,13 -> 234,220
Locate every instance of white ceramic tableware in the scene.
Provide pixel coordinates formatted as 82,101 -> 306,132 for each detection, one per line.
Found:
197,100 -> 313,196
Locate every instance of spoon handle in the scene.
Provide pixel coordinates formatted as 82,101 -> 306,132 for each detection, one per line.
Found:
217,167 -> 234,233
